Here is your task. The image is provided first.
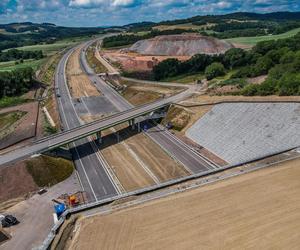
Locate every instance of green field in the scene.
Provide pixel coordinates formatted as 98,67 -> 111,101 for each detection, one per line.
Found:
0,96 -> 30,109
226,27 -> 300,46
0,36 -> 94,72
4,36 -> 93,56
0,58 -> 46,72
163,72 -> 205,83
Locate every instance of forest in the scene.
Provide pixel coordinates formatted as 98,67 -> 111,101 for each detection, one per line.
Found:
0,49 -> 43,62
153,32 -> 300,96
0,67 -> 35,98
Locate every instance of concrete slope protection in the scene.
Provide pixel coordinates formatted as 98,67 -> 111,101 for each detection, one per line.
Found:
186,102 -> 300,165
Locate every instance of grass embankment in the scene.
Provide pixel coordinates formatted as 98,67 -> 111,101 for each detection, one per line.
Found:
226,27 -> 300,45
86,43 -> 108,73
26,155 -> 74,187
0,96 -> 31,109
163,72 -> 205,83
162,105 -> 191,131
0,111 -> 26,138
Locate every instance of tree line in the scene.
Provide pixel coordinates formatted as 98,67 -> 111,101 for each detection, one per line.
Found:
0,67 -> 35,98
0,49 -> 43,62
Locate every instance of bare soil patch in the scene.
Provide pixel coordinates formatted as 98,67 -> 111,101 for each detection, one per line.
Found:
66,47 -> 100,98
119,80 -> 181,106
0,102 -> 39,150
104,50 -> 189,72
100,128 -> 156,192
0,161 -> 38,203
71,158 -> 300,250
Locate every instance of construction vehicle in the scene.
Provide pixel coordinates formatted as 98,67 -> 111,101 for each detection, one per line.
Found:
1,215 -> 19,228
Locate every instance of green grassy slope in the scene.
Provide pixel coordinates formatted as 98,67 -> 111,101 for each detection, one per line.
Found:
226,27 -> 300,45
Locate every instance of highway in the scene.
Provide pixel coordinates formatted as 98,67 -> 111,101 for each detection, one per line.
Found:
0,46 -> 193,168
0,38 -> 216,202
82,41 -> 217,174
52,45 -> 119,201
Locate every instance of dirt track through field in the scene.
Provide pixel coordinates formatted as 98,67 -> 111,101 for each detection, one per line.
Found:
71,158 -> 300,250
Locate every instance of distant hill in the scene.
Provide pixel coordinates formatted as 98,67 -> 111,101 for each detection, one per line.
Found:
0,22 -> 105,51
123,11 -> 300,30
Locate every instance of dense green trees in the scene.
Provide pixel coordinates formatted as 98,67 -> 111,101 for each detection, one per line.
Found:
205,62 -> 225,80
153,54 -> 222,80
153,32 -> 300,96
0,49 -> 43,62
0,67 -> 35,98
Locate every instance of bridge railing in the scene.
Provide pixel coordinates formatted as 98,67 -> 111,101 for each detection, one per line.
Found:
36,99 -> 171,144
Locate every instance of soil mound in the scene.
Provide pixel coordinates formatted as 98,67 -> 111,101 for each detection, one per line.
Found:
128,34 -> 234,56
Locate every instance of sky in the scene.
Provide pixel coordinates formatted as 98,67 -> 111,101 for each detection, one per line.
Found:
0,0 -> 299,27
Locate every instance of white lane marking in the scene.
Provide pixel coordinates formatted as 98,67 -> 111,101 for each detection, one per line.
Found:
159,126 -> 218,169
73,144 -> 98,201
81,97 -> 91,115
62,46 -> 122,195
58,51 -> 98,201
111,128 -> 160,184
89,137 -> 124,194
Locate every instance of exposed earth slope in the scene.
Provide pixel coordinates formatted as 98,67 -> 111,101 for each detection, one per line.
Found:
128,34 -> 233,56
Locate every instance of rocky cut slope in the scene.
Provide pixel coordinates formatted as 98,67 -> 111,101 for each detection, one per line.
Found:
128,34 -> 234,56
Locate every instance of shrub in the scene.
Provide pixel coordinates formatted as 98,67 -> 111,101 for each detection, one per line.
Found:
205,62 -> 225,80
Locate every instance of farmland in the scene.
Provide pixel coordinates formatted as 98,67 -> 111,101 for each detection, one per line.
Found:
226,27 -> 300,45
70,158 -> 300,250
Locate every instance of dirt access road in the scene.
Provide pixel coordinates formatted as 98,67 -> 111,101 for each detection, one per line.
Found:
70,158 -> 300,250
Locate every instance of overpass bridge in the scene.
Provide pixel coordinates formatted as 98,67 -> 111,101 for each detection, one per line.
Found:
0,90 -> 191,166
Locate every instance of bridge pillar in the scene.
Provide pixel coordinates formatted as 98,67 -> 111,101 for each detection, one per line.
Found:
130,119 -> 135,130
137,122 -> 141,132
96,131 -> 102,143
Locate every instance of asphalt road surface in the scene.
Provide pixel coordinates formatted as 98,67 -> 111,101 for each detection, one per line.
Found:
0,39 -> 216,201
82,41 -> 217,174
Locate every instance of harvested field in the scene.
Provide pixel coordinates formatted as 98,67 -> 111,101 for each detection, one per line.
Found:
70,158 -> 300,250
128,34 -> 234,56
186,102 -> 300,165
67,47 -> 100,98
0,102 -> 39,150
